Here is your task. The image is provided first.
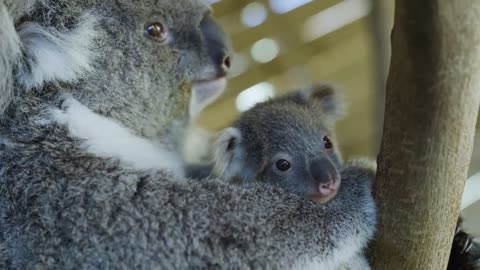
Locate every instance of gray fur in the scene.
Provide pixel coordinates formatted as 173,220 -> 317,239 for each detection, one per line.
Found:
0,1 -> 375,269
213,84 -> 344,192
0,131 -> 376,268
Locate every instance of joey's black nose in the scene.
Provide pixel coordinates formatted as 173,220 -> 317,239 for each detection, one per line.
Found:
308,158 -> 341,204
310,159 -> 339,185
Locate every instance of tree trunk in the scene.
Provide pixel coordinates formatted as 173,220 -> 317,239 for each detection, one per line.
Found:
368,0 -> 391,148
371,1 -> 480,269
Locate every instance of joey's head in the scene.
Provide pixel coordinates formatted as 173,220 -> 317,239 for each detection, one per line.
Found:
0,0 -> 231,137
214,84 -> 345,204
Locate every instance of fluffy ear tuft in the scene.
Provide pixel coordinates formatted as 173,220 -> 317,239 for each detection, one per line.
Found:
212,127 -> 243,179
0,2 -> 21,114
15,14 -> 98,90
300,82 -> 346,122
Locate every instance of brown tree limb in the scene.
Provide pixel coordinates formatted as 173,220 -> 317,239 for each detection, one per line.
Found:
372,1 -> 480,269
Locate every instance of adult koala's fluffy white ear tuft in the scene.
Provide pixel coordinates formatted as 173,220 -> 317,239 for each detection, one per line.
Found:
15,15 -> 98,90
0,1 -> 21,114
0,2 -> 97,114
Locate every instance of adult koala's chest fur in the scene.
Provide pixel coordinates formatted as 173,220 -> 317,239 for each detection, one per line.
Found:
0,0 -> 233,173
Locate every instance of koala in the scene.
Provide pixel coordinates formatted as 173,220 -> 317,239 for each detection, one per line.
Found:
0,1 -> 377,269
213,84 -> 345,204
211,84 -> 378,267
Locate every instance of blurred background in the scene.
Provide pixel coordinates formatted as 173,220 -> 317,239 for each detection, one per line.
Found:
186,0 -> 479,234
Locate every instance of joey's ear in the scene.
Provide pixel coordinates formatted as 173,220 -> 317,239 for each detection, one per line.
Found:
212,127 -> 243,179
0,2 -> 21,114
299,82 -> 346,122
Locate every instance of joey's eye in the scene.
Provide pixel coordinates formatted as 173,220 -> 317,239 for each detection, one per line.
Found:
145,22 -> 167,42
323,136 -> 333,149
275,159 -> 291,172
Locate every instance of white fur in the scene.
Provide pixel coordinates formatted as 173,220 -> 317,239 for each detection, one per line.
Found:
294,234 -> 369,270
16,15 -> 97,89
52,98 -> 185,177
182,124 -> 213,164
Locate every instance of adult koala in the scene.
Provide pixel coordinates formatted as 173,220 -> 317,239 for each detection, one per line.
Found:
0,0 -> 377,269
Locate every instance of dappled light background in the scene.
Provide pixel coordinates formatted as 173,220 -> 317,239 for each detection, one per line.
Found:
188,0 -> 480,233
196,0 -> 390,159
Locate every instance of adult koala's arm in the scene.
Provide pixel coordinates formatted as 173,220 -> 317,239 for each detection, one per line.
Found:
0,0 -> 375,269
1,136 -> 376,269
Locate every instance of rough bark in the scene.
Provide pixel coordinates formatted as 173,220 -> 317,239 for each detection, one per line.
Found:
372,1 -> 480,269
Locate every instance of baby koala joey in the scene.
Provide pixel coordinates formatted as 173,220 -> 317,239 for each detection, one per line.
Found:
213,83 -> 346,204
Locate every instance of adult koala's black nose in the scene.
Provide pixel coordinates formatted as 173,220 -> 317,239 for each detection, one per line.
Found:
210,50 -> 231,77
200,13 -> 233,77
212,51 -> 232,77
221,55 -> 231,72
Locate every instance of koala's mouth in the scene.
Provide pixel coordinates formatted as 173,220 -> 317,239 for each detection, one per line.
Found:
192,77 -> 227,93
308,190 -> 339,204
189,77 -> 228,117
307,175 -> 341,204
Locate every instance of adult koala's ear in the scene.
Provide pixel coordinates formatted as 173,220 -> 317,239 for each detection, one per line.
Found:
212,127 -> 244,179
0,1 -> 21,114
299,82 -> 346,124
0,2 -> 97,114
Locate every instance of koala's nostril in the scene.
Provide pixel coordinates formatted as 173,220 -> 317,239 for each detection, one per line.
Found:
319,177 -> 335,191
223,56 -> 231,69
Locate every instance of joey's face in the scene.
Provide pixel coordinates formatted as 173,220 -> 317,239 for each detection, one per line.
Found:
258,133 -> 342,204
213,83 -> 346,204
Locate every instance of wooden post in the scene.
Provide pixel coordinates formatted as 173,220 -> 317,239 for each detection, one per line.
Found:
371,1 -> 480,269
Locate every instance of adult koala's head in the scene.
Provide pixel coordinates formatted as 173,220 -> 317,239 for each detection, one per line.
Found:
0,0 -> 231,137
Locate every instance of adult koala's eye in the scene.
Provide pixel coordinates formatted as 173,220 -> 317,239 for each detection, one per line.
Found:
144,21 -> 167,42
275,159 -> 291,172
323,136 -> 333,149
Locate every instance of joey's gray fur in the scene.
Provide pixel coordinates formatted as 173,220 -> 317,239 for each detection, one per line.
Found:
213,85 -> 376,267
1,1 -> 375,269
213,84 -> 345,197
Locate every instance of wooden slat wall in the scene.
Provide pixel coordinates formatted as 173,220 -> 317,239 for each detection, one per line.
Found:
196,0 -> 388,158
